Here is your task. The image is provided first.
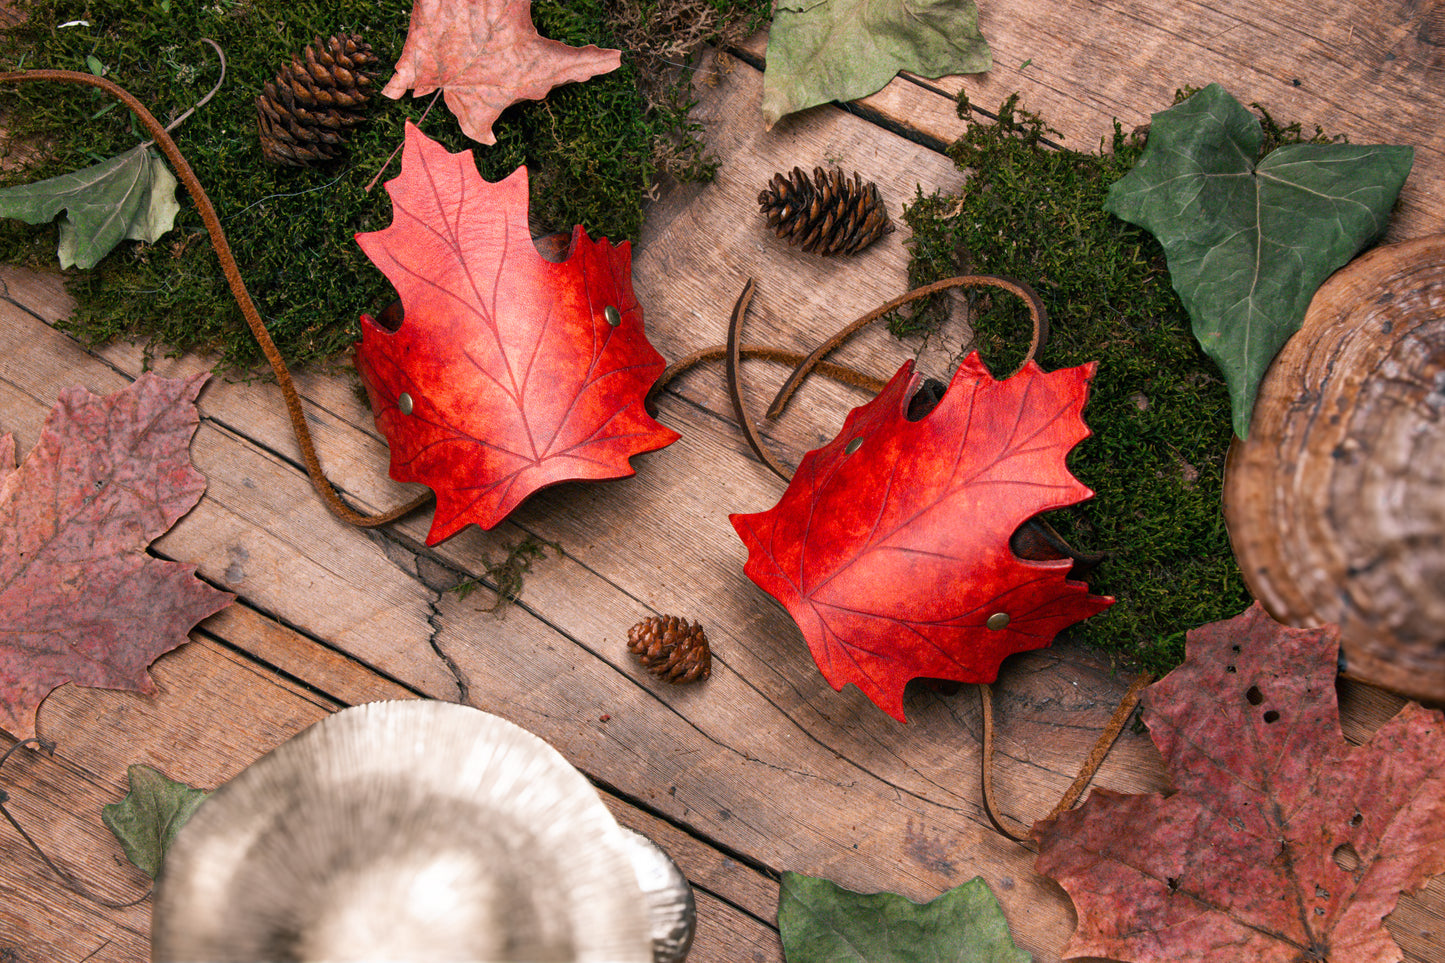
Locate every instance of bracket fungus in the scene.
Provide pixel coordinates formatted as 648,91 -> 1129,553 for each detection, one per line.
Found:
1224,234 -> 1445,703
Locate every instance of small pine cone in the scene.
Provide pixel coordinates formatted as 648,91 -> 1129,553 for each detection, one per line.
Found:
627,615 -> 711,684
256,34 -> 378,167
758,166 -> 893,256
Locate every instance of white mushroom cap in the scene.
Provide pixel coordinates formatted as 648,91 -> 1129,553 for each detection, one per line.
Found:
152,700 -> 654,963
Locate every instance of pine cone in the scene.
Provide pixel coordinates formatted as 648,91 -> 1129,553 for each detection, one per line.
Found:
758,166 -> 893,256
256,34 -> 378,167
627,615 -> 711,684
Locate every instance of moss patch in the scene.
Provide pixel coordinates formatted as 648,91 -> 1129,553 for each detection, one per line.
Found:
452,533 -> 561,614
901,93 -> 1330,674
0,0 -> 768,370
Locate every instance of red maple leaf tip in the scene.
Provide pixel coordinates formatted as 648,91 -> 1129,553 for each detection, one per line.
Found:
354,123 -> 678,544
381,0 -> 623,145
0,372 -> 234,740
1034,603 -> 1445,963
729,354 -> 1112,723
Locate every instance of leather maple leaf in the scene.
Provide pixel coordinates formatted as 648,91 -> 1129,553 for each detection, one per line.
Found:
0,373 -> 233,739
354,122 -> 678,545
730,354 -> 1112,723
381,0 -> 622,145
1034,603 -> 1445,963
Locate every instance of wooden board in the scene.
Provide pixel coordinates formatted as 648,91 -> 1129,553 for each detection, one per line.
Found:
0,4 -> 1442,961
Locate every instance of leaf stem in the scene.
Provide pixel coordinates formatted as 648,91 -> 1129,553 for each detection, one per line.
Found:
139,37 -> 226,149
364,89 -> 441,193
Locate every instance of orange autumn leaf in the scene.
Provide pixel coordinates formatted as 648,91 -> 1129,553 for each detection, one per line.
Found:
382,0 -> 622,145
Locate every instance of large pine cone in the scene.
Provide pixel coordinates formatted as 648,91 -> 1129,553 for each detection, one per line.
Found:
256,34 -> 378,167
627,615 -> 711,684
758,166 -> 893,256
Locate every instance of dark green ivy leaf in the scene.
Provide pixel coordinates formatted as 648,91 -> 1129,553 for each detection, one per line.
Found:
101,764 -> 208,879
779,871 -> 1031,963
762,0 -> 991,128
0,144 -> 180,270
1104,83 -> 1412,437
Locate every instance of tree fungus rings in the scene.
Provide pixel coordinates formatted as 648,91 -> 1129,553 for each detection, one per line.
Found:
1224,234 -> 1445,703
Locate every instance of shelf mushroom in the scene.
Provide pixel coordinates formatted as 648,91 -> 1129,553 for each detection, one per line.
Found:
1224,233 -> 1445,703
152,700 -> 693,962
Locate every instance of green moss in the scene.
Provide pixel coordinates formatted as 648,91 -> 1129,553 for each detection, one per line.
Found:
452,533 -> 561,614
0,0 -> 768,370
901,93 -> 1329,674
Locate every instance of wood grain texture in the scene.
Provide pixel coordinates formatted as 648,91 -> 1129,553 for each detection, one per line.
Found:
0,238 -> 1160,962
0,2 -> 1442,959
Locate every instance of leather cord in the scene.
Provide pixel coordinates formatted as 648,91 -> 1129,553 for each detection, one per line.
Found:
979,672 -> 1152,845
653,275 -> 1047,481
767,274 -> 1049,420
650,278 -> 886,481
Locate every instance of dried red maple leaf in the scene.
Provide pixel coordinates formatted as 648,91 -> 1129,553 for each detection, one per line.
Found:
354,122 -> 678,544
381,0 -> 622,145
1034,603 -> 1445,963
0,373 -> 233,739
729,354 -> 1112,722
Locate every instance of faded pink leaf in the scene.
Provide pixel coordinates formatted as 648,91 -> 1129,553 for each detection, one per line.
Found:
0,373 -> 233,738
382,0 -> 622,145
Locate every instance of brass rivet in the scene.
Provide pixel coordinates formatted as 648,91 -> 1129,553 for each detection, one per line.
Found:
604,305 -> 622,327
986,612 -> 1010,631
397,392 -> 414,415
844,437 -> 863,454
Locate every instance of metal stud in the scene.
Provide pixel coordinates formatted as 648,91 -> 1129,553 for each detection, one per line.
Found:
397,392 -> 414,415
844,437 -> 863,454
986,612 -> 1011,631
604,305 -> 622,327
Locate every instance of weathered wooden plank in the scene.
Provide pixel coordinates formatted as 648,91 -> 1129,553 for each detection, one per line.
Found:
689,891 -> 781,963
203,604 -> 419,705
0,202 -> 1145,963
0,9 -> 1440,959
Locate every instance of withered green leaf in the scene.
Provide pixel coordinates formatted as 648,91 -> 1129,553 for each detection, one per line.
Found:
779,871 -> 1031,962
762,0 -> 991,128
102,764 -> 208,879
0,144 -> 179,270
